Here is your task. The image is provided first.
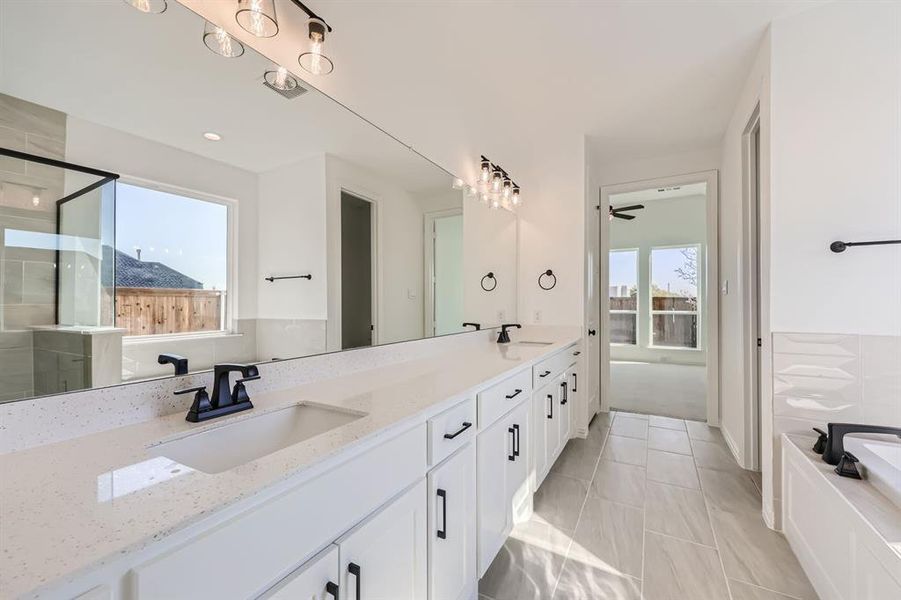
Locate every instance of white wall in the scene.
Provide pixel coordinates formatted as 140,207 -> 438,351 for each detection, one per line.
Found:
464,205 -> 518,327
609,194 -> 707,366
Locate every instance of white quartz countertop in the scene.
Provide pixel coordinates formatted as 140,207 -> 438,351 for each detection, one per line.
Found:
0,329 -> 579,598
784,434 -> 901,556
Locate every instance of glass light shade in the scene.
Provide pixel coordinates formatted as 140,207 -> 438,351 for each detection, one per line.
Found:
502,179 -> 512,198
452,178 -> 464,190
479,192 -> 490,205
299,18 -> 334,75
490,195 -> 501,210
123,0 -> 167,13
236,0 -> 278,38
203,21 -> 245,58
491,171 -> 502,192
465,185 -> 478,198
264,66 -> 298,91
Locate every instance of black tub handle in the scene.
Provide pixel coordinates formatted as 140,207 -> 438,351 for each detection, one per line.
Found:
443,422 -> 472,440
348,563 -> 361,599
437,488 -> 448,539
506,388 -> 523,399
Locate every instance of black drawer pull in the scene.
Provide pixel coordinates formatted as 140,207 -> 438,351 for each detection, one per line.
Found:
505,388 -> 523,399
539,370 -> 551,378
508,427 -> 516,461
443,421 -> 472,440
513,423 -> 520,457
348,563 -> 361,599
560,381 -> 568,405
547,394 -> 553,419
572,372 -> 578,393
437,488 -> 448,539
326,581 -> 339,600
573,350 -> 581,356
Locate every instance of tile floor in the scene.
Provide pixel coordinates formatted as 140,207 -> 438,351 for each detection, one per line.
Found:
478,411 -> 817,600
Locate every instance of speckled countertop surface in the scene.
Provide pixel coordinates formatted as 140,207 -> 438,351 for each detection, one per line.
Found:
0,329 -> 579,598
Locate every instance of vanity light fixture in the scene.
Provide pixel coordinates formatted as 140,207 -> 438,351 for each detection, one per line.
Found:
502,177 -> 512,199
203,21 -> 245,58
298,17 -> 334,75
264,66 -> 299,91
235,0 -> 278,38
464,155 -> 522,211
123,0 -> 167,14
480,156 -> 491,182
203,131 -> 222,141
511,184 -> 521,206
491,168 -> 503,192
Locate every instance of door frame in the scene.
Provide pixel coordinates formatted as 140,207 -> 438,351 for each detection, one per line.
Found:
599,169 -> 720,425
336,189 -> 379,349
742,106 -> 762,470
423,207 -> 463,336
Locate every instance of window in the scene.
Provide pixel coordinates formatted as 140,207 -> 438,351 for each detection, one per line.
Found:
650,246 -> 700,348
115,182 -> 229,336
609,249 -> 638,344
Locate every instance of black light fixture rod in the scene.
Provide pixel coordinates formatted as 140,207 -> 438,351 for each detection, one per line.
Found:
830,239 -> 901,253
265,274 -> 313,282
289,0 -> 332,32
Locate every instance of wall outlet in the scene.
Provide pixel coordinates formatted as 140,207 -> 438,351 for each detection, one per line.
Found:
533,310 -> 542,323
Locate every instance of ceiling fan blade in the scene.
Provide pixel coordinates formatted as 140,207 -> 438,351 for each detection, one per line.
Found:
614,204 -> 645,212
615,213 -> 636,220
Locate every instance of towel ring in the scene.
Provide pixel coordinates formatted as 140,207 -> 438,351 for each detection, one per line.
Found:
538,269 -> 557,291
481,272 -> 497,292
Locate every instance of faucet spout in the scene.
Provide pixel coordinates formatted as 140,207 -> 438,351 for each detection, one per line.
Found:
211,363 -> 260,409
821,423 -> 901,465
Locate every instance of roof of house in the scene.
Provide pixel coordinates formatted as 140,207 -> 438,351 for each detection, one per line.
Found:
115,250 -> 203,289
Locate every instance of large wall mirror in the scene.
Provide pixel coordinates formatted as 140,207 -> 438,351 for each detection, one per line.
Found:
0,1 -> 518,403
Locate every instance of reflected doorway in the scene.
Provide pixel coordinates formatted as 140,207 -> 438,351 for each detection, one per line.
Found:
425,209 -> 464,336
340,192 -> 374,349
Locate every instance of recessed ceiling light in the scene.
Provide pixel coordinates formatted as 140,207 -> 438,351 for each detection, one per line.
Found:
203,132 -> 222,141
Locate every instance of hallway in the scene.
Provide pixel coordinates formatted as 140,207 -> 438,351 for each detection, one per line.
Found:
478,411 -> 816,600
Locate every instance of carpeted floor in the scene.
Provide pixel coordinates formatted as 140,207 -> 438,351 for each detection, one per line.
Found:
609,361 -> 706,420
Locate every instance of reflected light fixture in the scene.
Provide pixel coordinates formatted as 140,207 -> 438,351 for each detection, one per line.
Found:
480,156 -> 491,182
452,178 -> 464,190
299,17 -> 334,75
32,191 -> 41,207
511,184 -> 521,206
502,177 -> 512,199
465,185 -> 478,199
236,0 -> 278,38
491,169 -> 503,192
203,131 -> 222,141
123,0 -> 167,13
203,21 -> 245,57
264,66 -> 299,91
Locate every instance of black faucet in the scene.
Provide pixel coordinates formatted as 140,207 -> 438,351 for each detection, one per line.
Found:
816,423 -> 901,465
175,363 -> 261,423
158,353 -> 189,376
497,323 -> 521,344
462,322 -> 481,331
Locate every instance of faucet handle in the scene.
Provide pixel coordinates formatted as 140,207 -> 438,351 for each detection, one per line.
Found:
835,451 -> 862,479
176,386 -> 212,423
812,427 -> 828,454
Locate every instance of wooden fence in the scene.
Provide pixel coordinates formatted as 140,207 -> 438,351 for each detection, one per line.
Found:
114,287 -> 223,336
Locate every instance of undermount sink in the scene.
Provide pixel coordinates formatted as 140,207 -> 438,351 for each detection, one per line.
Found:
148,403 -> 365,474
513,341 -> 554,346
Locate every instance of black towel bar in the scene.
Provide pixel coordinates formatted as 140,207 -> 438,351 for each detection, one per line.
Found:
265,274 -> 312,282
830,239 -> 901,253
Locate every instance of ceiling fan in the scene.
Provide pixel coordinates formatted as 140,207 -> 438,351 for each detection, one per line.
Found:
608,204 -> 645,221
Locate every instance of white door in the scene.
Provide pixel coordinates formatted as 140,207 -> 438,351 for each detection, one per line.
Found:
531,388 -> 548,488
259,545 -> 339,600
338,480 -> 427,600
428,443 -> 477,600
477,414 -> 514,576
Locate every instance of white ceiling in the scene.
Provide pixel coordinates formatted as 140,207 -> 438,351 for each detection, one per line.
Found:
0,0 -> 451,194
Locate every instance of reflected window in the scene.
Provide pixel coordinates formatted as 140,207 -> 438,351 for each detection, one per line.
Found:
609,249 -> 638,345
650,246 -> 699,348
115,183 -> 229,336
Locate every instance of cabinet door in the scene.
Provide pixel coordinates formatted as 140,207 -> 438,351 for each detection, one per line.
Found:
531,390 -> 548,487
568,362 -> 580,438
544,384 -> 561,468
506,400 -> 531,526
429,443 -> 477,600
559,373 -> 572,445
259,545 -> 340,600
477,414 -> 514,576
338,480 -> 427,600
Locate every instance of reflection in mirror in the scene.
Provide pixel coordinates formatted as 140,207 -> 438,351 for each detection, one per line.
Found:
0,0 -> 517,403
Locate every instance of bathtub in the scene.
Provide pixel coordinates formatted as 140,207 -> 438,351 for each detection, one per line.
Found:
844,432 -> 901,508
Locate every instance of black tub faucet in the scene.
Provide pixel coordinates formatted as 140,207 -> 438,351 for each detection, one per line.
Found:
462,322 -> 481,331
158,353 -> 188,376
817,423 -> 901,465
497,323 -> 521,344
176,363 -> 261,423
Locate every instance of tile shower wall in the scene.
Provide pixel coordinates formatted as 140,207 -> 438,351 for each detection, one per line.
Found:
771,332 -> 901,509
0,94 -> 67,401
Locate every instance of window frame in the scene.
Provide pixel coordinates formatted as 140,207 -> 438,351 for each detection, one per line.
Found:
608,247 -> 639,346
115,175 -> 238,341
648,243 -> 702,350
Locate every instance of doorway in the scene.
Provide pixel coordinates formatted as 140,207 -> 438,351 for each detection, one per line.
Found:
340,191 -> 374,349
424,209 -> 464,336
600,171 -> 719,423
743,107 -> 762,469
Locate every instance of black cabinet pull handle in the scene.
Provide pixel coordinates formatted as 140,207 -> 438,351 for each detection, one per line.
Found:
437,488 -> 448,539
443,422 -> 472,440
572,373 -> 578,393
507,427 -> 516,461
560,381 -> 568,405
539,370 -> 551,378
505,388 -> 523,399
573,350 -> 581,356
326,581 -> 340,600
348,563 -> 361,600
547,394 -> 553,419
588,329 -> 596,336
513,423 -> 520,457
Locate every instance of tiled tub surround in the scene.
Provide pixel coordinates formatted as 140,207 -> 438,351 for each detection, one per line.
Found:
771,332 -> 901,520
0,326 -> 580,598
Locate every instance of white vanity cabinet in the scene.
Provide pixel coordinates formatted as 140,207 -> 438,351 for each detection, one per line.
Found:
476,398 -> 529,576
428,442 -> 477,600
337,479 -> 428,600
259,546 -> 340,600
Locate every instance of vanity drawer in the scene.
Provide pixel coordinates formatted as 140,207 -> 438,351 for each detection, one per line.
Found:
532,344 -> 579,389
429,397 -> 477,466
130,424 -> 427,600
478,368 -> 532,428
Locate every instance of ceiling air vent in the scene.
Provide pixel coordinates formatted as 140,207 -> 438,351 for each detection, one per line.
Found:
262,78 -> 308,100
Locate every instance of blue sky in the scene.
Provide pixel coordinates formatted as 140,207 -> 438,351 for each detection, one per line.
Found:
116,183 -> 227,290
610,247 -> 697,297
